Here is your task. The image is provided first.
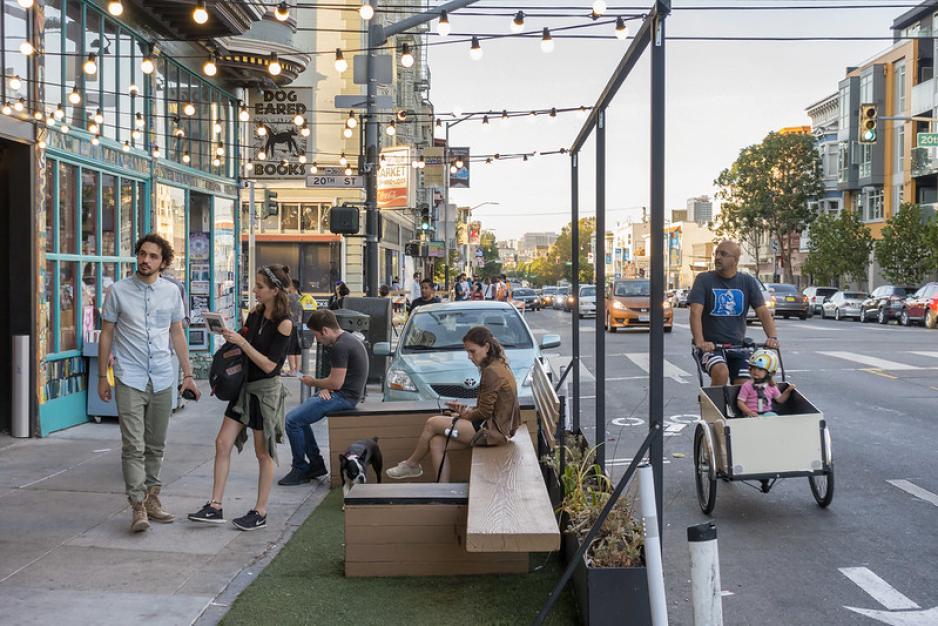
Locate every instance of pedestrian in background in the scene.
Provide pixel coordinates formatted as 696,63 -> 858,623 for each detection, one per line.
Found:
286,278 -> 304,376
470,280 -> 484,300
409,271 -> 422,304
328,281 -> 350,310
409,279 -> 441,313
98,233 -> 201,533
483,276 -> 494,300
379,284 -> 390,297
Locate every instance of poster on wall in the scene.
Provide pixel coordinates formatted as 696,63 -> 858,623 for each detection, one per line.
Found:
250,87 -> 313,179
190,262 -> 210,286
449,147 -> 470,188
189,233 -> 210,261
377,146 -> 412,209
190,295 -> 209,324
468,221 -> 481,245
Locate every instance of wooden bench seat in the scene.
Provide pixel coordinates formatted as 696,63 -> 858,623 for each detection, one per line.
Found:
344,483 -> 528,577
466,424 -> 561,553
531,359 -> 561,451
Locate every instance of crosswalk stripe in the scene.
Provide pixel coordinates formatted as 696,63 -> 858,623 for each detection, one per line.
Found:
887,479 -> 938,507
783,323 -> 845,332
839,567 -> 920,610
625,352 -> 691,384
911,351 -> 938,360
817,351 -> 918,371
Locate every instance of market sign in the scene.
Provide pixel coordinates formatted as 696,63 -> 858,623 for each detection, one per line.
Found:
377,146 -> 413,208
250,87 -> 312,179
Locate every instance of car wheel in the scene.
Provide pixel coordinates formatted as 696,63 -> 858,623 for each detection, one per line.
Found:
877,308 -> 887,324
800,312 -> 807,320
859,308 -> 868,323
834,308 -> 841,321
820,307 -> 827,319
927,309 -> 938,330
664,325 -> 673,333
900,310 -> 910,327
605,314 -> 616,334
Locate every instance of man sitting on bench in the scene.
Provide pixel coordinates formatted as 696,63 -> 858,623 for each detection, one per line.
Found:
279,310 -> 369,485
386,326 -> 520,482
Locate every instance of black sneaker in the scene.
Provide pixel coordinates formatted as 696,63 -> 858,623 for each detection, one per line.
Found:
307,459 -> 328,480
278,467 -> 311,486
232,510 -> 267,531
188,502 -> 225,524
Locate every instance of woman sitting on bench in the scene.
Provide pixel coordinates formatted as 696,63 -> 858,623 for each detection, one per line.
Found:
386,326 -> 521,482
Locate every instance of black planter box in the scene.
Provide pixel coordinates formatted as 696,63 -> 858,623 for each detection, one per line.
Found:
563,531 -> 652,626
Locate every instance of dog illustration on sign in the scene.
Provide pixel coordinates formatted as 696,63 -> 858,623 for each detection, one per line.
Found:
258,124 -> 303,157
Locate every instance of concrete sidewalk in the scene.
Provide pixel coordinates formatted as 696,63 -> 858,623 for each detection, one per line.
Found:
0,379 -> 330,626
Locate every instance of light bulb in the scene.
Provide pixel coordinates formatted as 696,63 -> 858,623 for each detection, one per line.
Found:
343,127 -> 353,138
386,121 -> 396,136
256,124 -> 267,137
500,110 -> 509,125
298,154 -> 307,164
239,105 -> 249,122
19,41 -> 34,56
91,135 -> 100,146
60,124 -> 70,134
418,159 -> 426,169
183,102 -> 195,116
455,158 -> 464,168
577,105 -> 589,119
141,56 -> 155,74
94,108 -> 104,124
438,10 -> 450,37
346,112 -> 357,128
469,37 -> 483,61
152,145 -> 161,158
123,141 -> 130,152
33,110 -> 42,120
83,52 -> 97,75
481,115 -> 489,127
453,106 -> 463,117
339,153 -> 348,167
541,28 -> 554,53
244,161 -> 253,171
216,142 -> 225,156
1,103 -> 11,116
16,0 -> 33,8
411,159 -> 419,169
182,152 -> 191,164
615,17 -> 629,40
400,43 -> 414,68
334,49 -> 347,73
54,105 -> 64,120
511,11 -> 524,34
107,0 -> 123,16
549,107 -> 558,121
193,0 -> 208,24
310,162 -> 318,174
274,1 -> 289,21
268,52 -> 282,76
359,1 -> 373,20
135,112 -> 145,128
345,166 -> 353,176
212,157 -> 221,167
396,109 -> 407,121
450,165 -> 457,174
213,122 -> 222,135
68,87 -> 82,105
38,139 -> 46,149
203,54 -> 217,76
174,127 -> 184,138
13,98 -> 24,112
128,83 -> 138,96
132,129 -> 141,140
257,150 -> 266,161
592,0 -> 607,16
293,113 -> 305,127
300,126 -> 310,137
88,122 -> 99,134
9,75 -> 21,91
47,114 -> 56,126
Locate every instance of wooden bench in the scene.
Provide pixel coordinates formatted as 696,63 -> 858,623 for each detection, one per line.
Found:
530,359 -> 561,451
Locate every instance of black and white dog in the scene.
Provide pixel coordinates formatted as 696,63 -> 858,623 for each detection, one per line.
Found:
339,437 -> 383,496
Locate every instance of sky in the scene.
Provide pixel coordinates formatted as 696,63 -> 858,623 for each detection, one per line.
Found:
427,0 -> 912,240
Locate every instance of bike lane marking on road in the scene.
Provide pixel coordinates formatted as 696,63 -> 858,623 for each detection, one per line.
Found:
887,479 -> 938,507
624,352 -> 691,384
818,351 -> 919,371
911,351 -> 938,360
839,567 -> 921,610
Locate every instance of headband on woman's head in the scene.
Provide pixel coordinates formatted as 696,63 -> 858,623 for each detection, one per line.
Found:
261,266 -> 283,289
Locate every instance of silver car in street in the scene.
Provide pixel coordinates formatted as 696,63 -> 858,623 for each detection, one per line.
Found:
374,301 -> 561,403
821,290 -> 868,320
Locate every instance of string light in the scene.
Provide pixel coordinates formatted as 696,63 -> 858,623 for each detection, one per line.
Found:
174,125 -> 185,138
91,134 -> 100,146
215,142 -> 225,157
141,55 -> 155,74
298,154 -> 307,164
343,127 -> 353,138
192,0 -> 209,25
268,52 -> 282,77
344,166 -> 353,176
256,124 -> 267,137
438,10 -> 450,37
135,112 -> 145,128
469,37 -> 483,61
128,83 -> 138,96
2,102 -> 13,115
339,153 -> 348,167
16,0 -> 33,8
310,162 -> 318,174
400,43 -> 414,68
293,113 -> 305,127
183,101 -> 196,116
615,17 -> 629,40
68,87 -> 82,105
386,121 -> 396,136
213,122 -> 222,135
450,164 -> 457,174
38,138 -> 46,149
359,0 -> 374,20
13,98 -> 24,113
500,110 -> 509,125
123,140 -> 130,152
300,125 -> 310,137
132,129 -> 141,140
239,104 -> 250,122
94,108 -> 104,124
257,150 -> 266,160
152,145 -> 161,158
203,54 -> 217,77
88,122 -> 99,134
346,111 -> 357,128
243,161 -> 252,171
83,53 -> 98,75
455,157 -> 464,168
8,75 -> 21,91
274,1 -> 289,21
212,157 -> 221,167
549,107 -> 558,121
19,41 -> 35,56
541,28 -> 554,53
183,151 -> 191,164
60,123 -> 70,134
54,105 -> 64,121
511,11 -> 525,34
334,49 -> 347,73
577,105 -> 589,119
481,115 -> 490,127
107,0 -> 123,16
592,0 -> 607,16
396,110 -> 407,122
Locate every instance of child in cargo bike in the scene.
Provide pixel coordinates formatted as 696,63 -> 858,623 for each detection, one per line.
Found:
736,349 -> 796,417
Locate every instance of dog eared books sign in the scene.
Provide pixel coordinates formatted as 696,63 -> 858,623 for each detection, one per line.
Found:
251,88 -> 312,179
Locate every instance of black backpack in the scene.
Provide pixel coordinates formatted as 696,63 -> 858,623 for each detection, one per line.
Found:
209,342 -> 246,401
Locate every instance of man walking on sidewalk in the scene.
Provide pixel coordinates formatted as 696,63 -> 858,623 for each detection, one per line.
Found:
279,310 -> 368,485
98,233 -> 202,532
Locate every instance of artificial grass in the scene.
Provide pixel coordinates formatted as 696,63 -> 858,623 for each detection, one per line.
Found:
221,489 -> 579,626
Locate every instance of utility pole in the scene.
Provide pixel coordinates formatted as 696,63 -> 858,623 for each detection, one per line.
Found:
364,0 -> 481,296
248,180 -> 256,310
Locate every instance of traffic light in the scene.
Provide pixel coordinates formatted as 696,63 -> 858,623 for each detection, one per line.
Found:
419,204 -> 431,231
859,104 -> 878,144
263,189 -> 278,217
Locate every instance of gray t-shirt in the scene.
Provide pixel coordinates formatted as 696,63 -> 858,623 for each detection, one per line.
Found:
687,271 -> 765,345
331,331 -> 369,404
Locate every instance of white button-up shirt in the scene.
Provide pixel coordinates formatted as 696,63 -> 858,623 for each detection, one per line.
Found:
102,275 -> 186,392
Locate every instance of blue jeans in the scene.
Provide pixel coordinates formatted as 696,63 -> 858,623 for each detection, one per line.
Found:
285,393 -> 355,472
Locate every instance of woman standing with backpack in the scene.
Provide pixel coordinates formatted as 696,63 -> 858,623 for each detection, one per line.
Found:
188,265 -> 293,531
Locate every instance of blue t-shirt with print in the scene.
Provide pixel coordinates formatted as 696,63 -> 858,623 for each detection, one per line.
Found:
687,271 -> 765,345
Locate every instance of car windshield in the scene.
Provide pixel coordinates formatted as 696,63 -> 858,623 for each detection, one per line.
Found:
402,308 -> 533,352
844,292 -> 867,299
816,288 -> 838,297
614,281 -> 650,297
889,287 -> 908,296
557,287 -> 569,295
514,289 -> 535,296
770,284 -> 798,293
543,287 -> 557,294
581,287 -> 596,297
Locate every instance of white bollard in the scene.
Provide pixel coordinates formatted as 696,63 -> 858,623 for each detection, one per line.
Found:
639,463 -> 669,626
687,522 -> 723,626
12,335 -> 29,438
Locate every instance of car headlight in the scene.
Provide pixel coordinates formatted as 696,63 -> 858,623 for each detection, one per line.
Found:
613,300 -> 626,310
386,369 -> 417,392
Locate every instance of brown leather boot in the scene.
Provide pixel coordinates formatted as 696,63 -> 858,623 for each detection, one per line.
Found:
144,486 -> 176,523
130,500 -> 150,533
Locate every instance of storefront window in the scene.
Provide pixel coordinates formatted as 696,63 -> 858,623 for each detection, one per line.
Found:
101,19 -> 119,141
102,174 -> 116,256
45,261 -> 56,351
4,1 -> 29,104
45,164 -> 55,253
60,163 -> 77,254
301,204 -> 319,231
282,204 -> 299,231
120,179 -> 134,254
82,170 -> 99,255
155,184 -> 186,284
60,262 -> 78,352
214,198 -> 236,328
81,262 -> 99,341
64,0 -> 83,126
44,0 -> 64,109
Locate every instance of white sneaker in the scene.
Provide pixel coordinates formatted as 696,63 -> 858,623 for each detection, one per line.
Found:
386,462 -> 423,480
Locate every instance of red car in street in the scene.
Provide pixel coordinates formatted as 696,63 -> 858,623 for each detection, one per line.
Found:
901,282 -> 938,328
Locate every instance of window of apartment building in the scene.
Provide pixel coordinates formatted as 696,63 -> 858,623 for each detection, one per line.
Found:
824,144 -> 839,178
838,141 -> 850,182
895,125 -> 905,173
892,184 -> 904,213
861,189 -> 884,222
249,202 -> 330,234
860,73 -> 873,105
838,85 -> 850,133
894,61 -> 906,113
859,143 -> 872,179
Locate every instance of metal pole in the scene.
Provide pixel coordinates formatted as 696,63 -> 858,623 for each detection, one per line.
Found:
444,125 -> 451,292
639,463 -> 669,626
595,109 -> 606,470
649,4 -> 668,538
570,153 -> 580,432
364,5 -> 381,297
688,522 -> 724,626
248,180 -> 256,310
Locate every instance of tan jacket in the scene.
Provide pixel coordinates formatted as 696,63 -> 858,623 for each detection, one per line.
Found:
464,359 -> 521,446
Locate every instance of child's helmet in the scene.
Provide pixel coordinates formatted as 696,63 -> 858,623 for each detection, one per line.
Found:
748,349 -> 779,375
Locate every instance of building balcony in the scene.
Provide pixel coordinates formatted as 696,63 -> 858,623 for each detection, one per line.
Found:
127,0 -> 265,39
911,77 -> 935,116
912,146 -> 938,177
215,18 -> 311,86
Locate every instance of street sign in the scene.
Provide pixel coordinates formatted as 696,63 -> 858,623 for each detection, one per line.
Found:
918,132 -> 938,147
335,95 -> 394,110
306,174 -> 364,189
353,54 -> 392,85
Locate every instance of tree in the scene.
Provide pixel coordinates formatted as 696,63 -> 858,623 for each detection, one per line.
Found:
874,203 -> 938,286
802,210 -> 873,286
479,230 -> 502,277
550,217 -> 595,284
715,132 -> 823,281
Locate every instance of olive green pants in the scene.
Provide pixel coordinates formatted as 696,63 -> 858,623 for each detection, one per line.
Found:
116,380 -> 174,503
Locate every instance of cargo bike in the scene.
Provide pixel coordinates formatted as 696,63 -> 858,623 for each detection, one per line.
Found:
691,342 -> 834,514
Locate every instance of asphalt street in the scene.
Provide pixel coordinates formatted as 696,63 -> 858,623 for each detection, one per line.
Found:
525,305 -> 938,626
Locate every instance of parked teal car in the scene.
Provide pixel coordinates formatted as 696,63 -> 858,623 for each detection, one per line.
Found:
373,301 -> 562,402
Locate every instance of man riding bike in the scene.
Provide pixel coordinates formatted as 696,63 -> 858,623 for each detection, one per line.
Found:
689,240 -> 779,386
